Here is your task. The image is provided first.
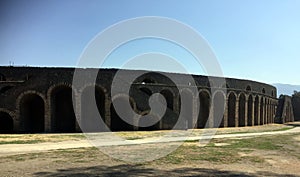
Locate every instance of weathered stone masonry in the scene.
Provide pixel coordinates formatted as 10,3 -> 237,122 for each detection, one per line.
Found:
0,66 -> 284,133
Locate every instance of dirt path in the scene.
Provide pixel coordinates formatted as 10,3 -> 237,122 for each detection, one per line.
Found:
1,124 -> 299,157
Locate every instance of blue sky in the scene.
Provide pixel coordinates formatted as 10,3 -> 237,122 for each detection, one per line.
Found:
1,0 -> 300,85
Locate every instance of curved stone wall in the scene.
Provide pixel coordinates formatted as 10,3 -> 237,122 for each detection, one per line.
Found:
0,66 -> 278,133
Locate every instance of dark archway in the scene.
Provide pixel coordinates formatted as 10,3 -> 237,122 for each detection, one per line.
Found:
0,73 -> 5,81
51,86 -> 76,133
81,86 -> 106,132
160,89 -> 174,110
180,90 -> 194,129
260,97 -> 264,125
160,89 -> 177,130
264,98 -> 268,124
0,86 -> 13,94
0,112 -> 13,133
110,96 -> 135,131
20,94 -> 44,133
246,85 -> 252,91
213,92 -> 225,128
238,93 -> 246,127
139,87 -> 152,96
254,96 -> 259,126
227,93 -> 236,127
247,95 -> 253,126
198,91 -> 210,128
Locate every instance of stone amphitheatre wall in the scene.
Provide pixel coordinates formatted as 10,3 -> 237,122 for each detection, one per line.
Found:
0,66 -> 279,133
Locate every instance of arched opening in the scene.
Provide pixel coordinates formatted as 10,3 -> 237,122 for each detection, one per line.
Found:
160,90 -> 174,110
264,98 -> 268,124
138,114 -> 160,131
213,92 -> 225,128
227,93 -> 236,127
0,73 -> 6,81
180,90 -> 194,129
262,88 -> 266,94
198,91 -> 210,128
238,93 -> 246,126
260,97 -> 264,125
20,93 -> 45,133
0,112 -> 13,133
139,87 -> 152,96
160,89 -> 177,130
51,86 -> 76,133
0,86 -> 13,94
268,99 -> 271,124
254,96 -> 259,125
247,95 -> 253,126
110,96 -> 135,131
246,85 -> 252,91
81,86 -> 106,132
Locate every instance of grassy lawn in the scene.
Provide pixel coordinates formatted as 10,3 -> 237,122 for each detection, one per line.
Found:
154,133 -> 295,165
115,124 -> 294,140
2,132 -> 299,165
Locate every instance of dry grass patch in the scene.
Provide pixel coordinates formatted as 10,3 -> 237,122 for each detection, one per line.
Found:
0,134 -> 85,144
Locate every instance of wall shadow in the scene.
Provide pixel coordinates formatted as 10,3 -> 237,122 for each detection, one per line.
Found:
34,164 -> 299,177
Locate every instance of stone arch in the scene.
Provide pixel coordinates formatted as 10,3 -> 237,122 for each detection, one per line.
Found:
0,111 -> 14,133
260,97 -> 264,125
180,89 -> 195,129
254,95 -> 260,126
18,91 -> 45,133
198,90 -> 211,128
80,85 -> 106,132
246,85 -> 252,91
110,95 -> 136,131
212,91 -> 226,128
227,92 -> 236,127
238,93 -> 246,126
50,84 -> 76,133
247,95 -> 253,126
262,88 -> 266,94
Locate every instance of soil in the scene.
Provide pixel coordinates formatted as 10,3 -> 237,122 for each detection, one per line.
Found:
0,123 -> 300,177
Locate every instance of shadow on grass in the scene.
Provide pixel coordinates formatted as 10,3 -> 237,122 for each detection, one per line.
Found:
285,121 -> 300,127
34,164 -> 298,177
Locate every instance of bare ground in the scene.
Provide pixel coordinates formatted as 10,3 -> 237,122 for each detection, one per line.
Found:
1,123 -> 300,177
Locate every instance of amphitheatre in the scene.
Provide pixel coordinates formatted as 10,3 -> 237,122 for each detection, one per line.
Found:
0,66 -> 294,133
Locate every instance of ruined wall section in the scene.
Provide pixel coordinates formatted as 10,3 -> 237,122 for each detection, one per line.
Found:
275,95 -> 294,123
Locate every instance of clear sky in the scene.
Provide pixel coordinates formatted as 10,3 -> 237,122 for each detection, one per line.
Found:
1,0 -> 300,85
